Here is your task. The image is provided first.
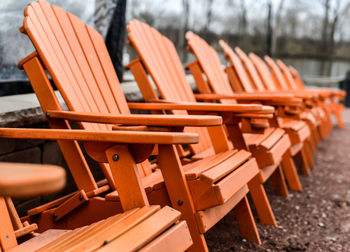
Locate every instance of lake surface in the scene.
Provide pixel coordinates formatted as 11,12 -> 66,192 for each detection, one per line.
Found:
282,58 -> 350,79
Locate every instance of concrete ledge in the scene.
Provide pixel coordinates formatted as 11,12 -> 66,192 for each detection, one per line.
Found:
0,81 -> 142,128
0,76 -> 197,128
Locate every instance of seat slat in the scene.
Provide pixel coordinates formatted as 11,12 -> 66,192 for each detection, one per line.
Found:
97,206 -> 181,252
200,150 -> 251,184
38,206 -> 157,252
243,127 -> 275,147
62,206 -> 160,252
184,150 -> 237,180
139,221 -> 192,252
260,128 -> 285,150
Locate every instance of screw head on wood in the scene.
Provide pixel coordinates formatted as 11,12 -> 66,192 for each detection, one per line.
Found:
112,154 -> 119,162
177,200 -> 183,206
79,195 -> 84,200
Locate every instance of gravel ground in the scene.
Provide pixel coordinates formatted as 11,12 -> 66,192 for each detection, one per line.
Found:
206,125 -> 350,251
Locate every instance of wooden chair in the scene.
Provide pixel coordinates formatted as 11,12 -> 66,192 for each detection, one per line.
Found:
0,160 -> 192,251
218,42 -> 316,175
178,31 -> 307,185
260,55 -> 334,137
126,20 -> 285,249
127,18 -> 299,226
236,50 -> 326,146
17,1 -> 273,250
276,59 -> 345,129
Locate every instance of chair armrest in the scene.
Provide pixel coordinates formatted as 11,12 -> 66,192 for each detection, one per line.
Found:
47,110 -> 222,127
194,93 -> 295,101
127,102 -> 265,112
193,93 -> 302,108
0,128 -> 199,145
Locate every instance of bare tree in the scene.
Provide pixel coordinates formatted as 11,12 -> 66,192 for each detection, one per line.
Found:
238,0 -> 248,36
179,0 -> 191,61
271,0 -> 285,56
203,0 -> 214,33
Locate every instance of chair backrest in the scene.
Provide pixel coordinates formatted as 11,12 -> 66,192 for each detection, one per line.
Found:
264,55 -> 290,90
288,66 -> 305,89
248,53 -> 279,91
22,0 -> 152,177
233,47 -> 267,92
276,59 -> 299,90
127,20 -> 213,154
186,32 -> 236,104
23,0 -> 130,132
219,40 -> 256,92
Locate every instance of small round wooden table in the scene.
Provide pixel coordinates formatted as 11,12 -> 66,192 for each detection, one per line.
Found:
0,162 -> 66,198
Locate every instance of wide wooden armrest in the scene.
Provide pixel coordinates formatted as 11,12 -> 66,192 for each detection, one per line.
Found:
194,93 -> 295,101
128,102 -> 266,113
231,105 -> 274,119
194,93 -> 302,107
244,90 -> 318,100
0,162 -> 66,198
47,110 -> 221,127
0,129 -> 199,145
304,88 -> 344,99
286,91 -> 319,100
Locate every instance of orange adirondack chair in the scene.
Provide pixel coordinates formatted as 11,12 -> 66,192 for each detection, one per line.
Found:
222,44 -> 321,150
180,31 -> 310,181
126,20 -> 287,249
261,55 -> 335,133
0,161 -> 192,251
18,1 -> 273,250
126,18 -> 301,227
288,65 -> 346,103
247,52 -> 329,143
218,43 -> 316,174
275,59 -> 345,129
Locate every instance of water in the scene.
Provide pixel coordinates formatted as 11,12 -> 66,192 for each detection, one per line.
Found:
282,58 -> 350,79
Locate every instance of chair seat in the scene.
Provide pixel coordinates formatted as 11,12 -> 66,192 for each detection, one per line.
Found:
278,118 -> 310,144
244,128 -> 290,168
184,150 -> 259,210
301,111 -> 319,127
10,206 -> 192,252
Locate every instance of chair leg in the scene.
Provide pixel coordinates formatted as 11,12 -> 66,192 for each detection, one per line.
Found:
234,196 -> 261,244
281,152 -> 302,191
271,165 -> 289,197
313,125 -> 321,145
330,98 -> 345,128
247,175 -> 277,226
304,139 -> 314,169
299,145 -> 311,176
309,128 -> 317,154
158,145 -> 208,252
334,107 -> 345,128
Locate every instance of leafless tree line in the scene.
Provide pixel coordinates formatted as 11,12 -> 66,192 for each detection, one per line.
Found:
127,0 -> 350,61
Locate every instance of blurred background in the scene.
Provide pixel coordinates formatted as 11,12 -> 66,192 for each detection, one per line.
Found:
1,0 -> 350,94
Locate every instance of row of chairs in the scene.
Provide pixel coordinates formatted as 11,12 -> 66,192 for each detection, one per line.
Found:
0,1 -> 344,251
